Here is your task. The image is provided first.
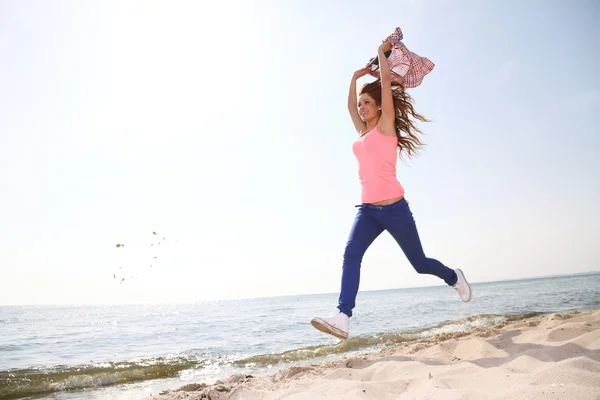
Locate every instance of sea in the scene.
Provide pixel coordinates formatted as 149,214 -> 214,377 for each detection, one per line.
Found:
1,272 -> 599,400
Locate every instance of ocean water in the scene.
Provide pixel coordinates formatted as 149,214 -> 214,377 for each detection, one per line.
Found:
1,272 -> 599,400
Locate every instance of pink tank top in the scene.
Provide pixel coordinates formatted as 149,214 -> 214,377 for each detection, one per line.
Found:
352,126 -> 405,204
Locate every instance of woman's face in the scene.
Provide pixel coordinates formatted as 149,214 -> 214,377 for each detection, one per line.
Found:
358,93 -> 378,122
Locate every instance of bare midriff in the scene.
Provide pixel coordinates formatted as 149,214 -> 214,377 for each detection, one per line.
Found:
368,195 -> 404,206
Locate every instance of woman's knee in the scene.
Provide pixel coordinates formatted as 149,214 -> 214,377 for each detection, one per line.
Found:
343,240 -> 367,265
409,257 -> 429,274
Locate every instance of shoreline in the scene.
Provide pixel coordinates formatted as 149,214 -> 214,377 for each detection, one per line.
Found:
145,309 -> 600,400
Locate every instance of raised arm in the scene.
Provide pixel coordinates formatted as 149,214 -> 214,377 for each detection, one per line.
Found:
376,42 -> 396,136
348,68 -> 369,134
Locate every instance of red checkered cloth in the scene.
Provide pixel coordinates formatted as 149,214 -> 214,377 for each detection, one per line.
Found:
365,27 -> 434,88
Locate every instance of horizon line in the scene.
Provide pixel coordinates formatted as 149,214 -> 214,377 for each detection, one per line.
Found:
2,269 -> 598,307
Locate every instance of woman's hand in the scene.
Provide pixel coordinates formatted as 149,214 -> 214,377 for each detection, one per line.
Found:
353,67 -> 370,80
378,41 -> 393,53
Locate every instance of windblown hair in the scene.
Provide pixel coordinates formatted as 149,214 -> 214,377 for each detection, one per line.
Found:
359,79 -> 429,159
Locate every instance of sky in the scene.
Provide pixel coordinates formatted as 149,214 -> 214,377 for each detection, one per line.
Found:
0,0 -> 598,305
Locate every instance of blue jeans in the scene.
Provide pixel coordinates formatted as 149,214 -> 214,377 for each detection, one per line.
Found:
338,198 -> 458,317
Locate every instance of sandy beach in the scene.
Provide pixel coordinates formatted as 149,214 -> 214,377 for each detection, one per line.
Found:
145,309 -> 600,400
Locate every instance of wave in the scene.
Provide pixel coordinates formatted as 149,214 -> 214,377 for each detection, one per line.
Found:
0,356 -> 206,399
234,312 -> 540,367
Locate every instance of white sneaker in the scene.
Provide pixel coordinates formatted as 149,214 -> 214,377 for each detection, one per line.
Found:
453,268 -> 472,302
311,308 -> 350,340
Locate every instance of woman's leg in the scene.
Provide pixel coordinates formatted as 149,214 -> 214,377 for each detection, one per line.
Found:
338,206 -> 384,317
381,199 -> 457,286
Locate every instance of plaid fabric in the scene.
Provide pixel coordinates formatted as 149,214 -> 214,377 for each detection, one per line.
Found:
365,27 -> 434,88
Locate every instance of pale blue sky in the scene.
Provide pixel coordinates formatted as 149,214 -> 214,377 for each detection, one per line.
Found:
1,0 -> 598,305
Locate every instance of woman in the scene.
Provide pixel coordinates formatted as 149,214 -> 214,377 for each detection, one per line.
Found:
311,42 -> 472,340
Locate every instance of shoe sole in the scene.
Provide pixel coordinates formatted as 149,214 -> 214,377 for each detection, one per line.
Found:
456,268 -> 472,302
311,318 -> 348,340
